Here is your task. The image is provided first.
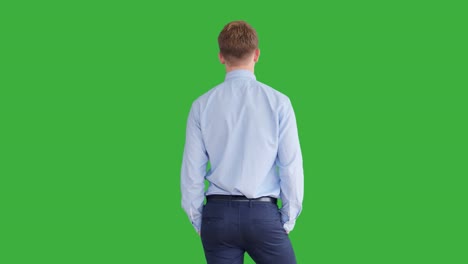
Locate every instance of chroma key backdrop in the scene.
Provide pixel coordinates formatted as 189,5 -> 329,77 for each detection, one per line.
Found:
0,0 -> 466,263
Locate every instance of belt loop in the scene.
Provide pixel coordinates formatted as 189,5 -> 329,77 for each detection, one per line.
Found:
249,200 -> 252,208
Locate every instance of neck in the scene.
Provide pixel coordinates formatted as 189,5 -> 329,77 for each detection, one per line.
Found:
225,63 -> 255,73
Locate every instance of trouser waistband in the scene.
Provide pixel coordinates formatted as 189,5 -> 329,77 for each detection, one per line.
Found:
206,195 -> 277,204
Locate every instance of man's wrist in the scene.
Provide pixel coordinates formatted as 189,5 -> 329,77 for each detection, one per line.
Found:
283,220 -> 296,233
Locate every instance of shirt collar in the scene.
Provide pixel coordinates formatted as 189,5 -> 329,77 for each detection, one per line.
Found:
224,69 -> 256,81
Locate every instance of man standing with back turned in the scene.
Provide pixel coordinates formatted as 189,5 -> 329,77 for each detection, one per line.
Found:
181,21 -> 303,264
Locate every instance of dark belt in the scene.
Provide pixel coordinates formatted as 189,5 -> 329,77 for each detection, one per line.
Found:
207,195 -> 277,204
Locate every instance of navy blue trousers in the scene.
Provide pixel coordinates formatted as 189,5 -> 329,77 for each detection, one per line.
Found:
200,200 -> 297,264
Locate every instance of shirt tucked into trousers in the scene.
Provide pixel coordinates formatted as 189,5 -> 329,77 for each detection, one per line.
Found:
181,70 -> 304,263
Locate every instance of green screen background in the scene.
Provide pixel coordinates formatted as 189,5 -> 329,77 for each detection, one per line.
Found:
1,0 -> 466,263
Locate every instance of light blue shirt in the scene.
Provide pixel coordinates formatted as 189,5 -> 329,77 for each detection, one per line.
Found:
181,70 -> 303,233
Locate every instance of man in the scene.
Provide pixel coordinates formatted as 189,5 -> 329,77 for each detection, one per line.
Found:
181,21 -> 303,264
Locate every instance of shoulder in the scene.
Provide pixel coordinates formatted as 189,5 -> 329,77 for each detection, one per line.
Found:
196,83 -> 222,101
189,83 -> 223,111
255,80 -> 291,106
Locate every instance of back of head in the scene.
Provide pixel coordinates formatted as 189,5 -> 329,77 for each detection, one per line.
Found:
218,21 -> 258,66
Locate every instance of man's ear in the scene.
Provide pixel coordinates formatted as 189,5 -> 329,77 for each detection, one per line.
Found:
219,53 -> 225,64
253,49 -> 260,63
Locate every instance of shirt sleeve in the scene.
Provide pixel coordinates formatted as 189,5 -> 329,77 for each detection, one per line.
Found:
276,98 -> 304,233
181,101 -> 208,233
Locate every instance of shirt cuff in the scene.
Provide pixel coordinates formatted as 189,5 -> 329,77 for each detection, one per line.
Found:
283,220 -> 296,233
191,218 -> 202,233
